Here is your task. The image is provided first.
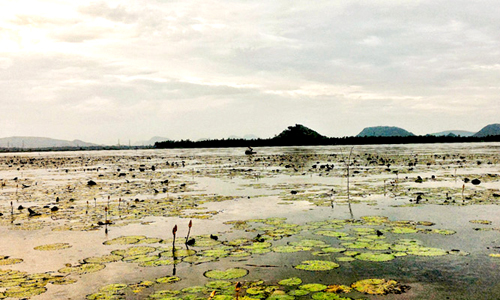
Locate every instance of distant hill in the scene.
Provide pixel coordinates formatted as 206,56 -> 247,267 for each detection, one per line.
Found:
0,136 -> 97,149
473,123 -> 500,137
227,134 -> 259,140
357,126 -> 415,137
273,124 -> 327,142
429,130 -> 475,137
135,136 -> 170,146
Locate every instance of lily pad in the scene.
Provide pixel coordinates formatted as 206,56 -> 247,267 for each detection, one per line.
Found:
294,260 -> 340,271
351,278 -> 408,295
355,252 -> 395,262
204,268 -> 249,280
278,277 -> 302,286
34,243 -> 72,251
311,292 -> 352,300
299,283 -> 327,292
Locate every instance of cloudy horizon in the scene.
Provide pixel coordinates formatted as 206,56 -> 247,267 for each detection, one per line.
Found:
1,0 -> 499,145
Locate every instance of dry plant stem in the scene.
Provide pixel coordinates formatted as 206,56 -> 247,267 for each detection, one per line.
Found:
186,220 -> 192,244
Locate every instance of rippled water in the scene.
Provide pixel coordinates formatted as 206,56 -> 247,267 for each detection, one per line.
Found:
0,143 -> 498,299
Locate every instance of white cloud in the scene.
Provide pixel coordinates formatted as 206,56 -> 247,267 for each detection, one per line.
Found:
0,0 -> 499,143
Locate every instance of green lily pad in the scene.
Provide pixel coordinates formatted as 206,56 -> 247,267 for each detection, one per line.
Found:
299,283 -> 327,292
103,236 -> 144,245
204,268 -> 249,280
288,289 -> 309,296
266,294 -> 294,300
314,231 -> 349,238
407,247 -> 447,256
311,292 -> 352,300
294,260 -> 340,271
355,252 -> 395,262
272,246 -> 310,253
0,257 -> 23,266
58,263 -> 105,275
278,277 -> 302,286
470,220 -> 492,225
205,280 -> 233,289
84,254 -> 123,264
34,243 -> 72,251
351,278 -> 408,295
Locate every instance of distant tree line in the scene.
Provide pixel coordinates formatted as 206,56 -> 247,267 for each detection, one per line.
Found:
154,135 -> 500,149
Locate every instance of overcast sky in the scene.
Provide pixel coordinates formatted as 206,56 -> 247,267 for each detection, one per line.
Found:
1,0 -> 499,145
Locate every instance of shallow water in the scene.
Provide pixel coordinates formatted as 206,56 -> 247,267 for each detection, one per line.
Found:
0,143 -> 499,299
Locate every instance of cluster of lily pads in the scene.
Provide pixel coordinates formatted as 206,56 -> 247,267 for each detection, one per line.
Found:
85,268 -> 409,300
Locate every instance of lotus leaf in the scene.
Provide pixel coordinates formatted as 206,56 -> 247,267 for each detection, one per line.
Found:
272,246 -> 310,253
361,216 -> 389,224
0,257 -> 23,265
84,254 -> 123,264
230,250 -> 251,257
204,268 -> 249,280
103,235 -> 144,245
183,256 -> 216,264
156,276 -> 181,284
311,292 -> 352,300
149,289 -> 181,299
288,289 -> 309,296
34,242 -> 72,251
266,294 -> 294,300
470,220 -> 492,225
289,239 -> 327,247
321,247 -> 346,253
351,278 -> 408,295
5,286 -> 47,298
314,231 -> 349,238
160,249 -> 196,257
278,277 -> 302,286
431,229 -> 456,235
299,284 -> 327,292
201,248 -> 230,258
325,285 -> 352,293
59,263 -> 106,275
140,259 -> 176,267
294,260 -> 340,271
111,246 -> 156,257
407,247 -> 447,256
205,280 -> 233,289
182,286 -> 208,293
355,252 -> 395,262
391,227 -> 418,234
99,283 -> 128,293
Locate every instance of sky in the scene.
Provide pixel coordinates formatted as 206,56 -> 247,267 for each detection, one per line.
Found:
1,0 -> 499,145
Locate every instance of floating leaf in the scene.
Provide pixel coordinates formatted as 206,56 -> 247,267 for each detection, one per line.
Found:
84,254 -> 123,264
204,268 -> 249,280
58,263 -> 105,275
294,260 -> 340,271
34,243 -> 72,251
407,247 -> 447,256
103,236 -> 144,245
299,283 -> 327,292
325,285 -> 352,293
470,220 -> 492,225
355,252 -> 395,262
311,292 -> 352,300
0,257 -> 23,266
351,278 -> 409,295
278,277 -> 302,286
